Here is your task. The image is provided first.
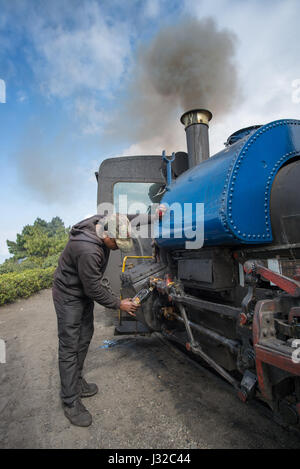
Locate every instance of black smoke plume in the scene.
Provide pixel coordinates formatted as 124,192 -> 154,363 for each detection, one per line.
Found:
109,17 -> 239,152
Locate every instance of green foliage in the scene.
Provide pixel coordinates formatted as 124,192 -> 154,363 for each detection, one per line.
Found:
7,216 -> 69,259
40,253 -> 61,269
0,258 -> 20,274
0,257 -> 40,274
0,267 -> 56,305
0,216 -> 68,304
7,234 -> 27,259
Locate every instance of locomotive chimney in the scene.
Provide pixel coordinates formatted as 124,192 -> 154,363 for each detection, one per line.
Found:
180,109 -> 212,168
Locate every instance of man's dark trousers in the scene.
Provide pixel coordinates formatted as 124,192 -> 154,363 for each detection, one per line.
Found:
52,286 -> 94,405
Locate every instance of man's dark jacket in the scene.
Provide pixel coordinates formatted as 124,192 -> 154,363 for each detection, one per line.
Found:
53,215 -> 120,309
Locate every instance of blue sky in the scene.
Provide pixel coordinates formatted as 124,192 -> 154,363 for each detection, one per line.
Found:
1,0 -> 300,263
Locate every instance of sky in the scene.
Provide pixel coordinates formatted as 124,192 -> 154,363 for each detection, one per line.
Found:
1,0 -> 300,263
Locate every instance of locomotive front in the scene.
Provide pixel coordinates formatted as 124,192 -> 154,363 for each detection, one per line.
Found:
120,109 -> 300,428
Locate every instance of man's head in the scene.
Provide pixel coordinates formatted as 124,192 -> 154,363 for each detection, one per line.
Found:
96,214 -> 133,253
102,237 -> 119,250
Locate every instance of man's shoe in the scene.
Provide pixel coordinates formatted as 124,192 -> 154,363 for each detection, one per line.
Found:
64,398 -> 92,427
80,377 -> 98,398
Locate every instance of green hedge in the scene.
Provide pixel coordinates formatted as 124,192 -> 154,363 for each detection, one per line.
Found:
0,253 -> 61,274
0,267 -> 56,305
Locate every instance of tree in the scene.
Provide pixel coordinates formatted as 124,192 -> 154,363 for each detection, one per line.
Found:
47,217 -> 65,236
6,217 -> 69,260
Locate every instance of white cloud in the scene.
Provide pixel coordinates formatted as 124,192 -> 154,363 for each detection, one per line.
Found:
76,158 -> 100,183
28,2 -> 132,99
17,91 -> 27,103
19,1 -> 134,137
74,97 -> 106,135
143,0 -> 161,19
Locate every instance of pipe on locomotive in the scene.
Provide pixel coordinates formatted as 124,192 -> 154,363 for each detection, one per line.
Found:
180,109 -> 213,167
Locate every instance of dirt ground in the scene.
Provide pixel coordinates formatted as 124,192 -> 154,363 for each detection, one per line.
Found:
0,289 -> 300,449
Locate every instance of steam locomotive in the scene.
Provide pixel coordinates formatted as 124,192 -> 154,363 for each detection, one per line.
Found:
97,109 -> 300,428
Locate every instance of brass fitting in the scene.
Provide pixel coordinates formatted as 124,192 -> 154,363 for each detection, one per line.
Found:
180,109 -> 212,129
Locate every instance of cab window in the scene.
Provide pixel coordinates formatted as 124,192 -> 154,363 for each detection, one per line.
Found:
113,182 -> 165,214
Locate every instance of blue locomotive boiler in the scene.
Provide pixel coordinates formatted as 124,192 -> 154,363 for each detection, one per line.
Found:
156,114 -> 300,249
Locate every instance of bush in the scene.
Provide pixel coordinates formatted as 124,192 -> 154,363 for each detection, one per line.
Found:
0,257 -> 41,274
40,253 -> 61,269
0,258 -> 20,274
19,258 -> 41,270
0,267 -> 56,305
0,253 -> 61,274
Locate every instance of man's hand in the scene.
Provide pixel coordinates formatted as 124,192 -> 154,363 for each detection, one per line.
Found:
120,298 -> 138,316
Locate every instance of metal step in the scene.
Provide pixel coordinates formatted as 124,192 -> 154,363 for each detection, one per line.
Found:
114,320 -> 150,335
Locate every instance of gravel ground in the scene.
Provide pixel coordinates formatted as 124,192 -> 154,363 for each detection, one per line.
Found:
0,288 -> 299,449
